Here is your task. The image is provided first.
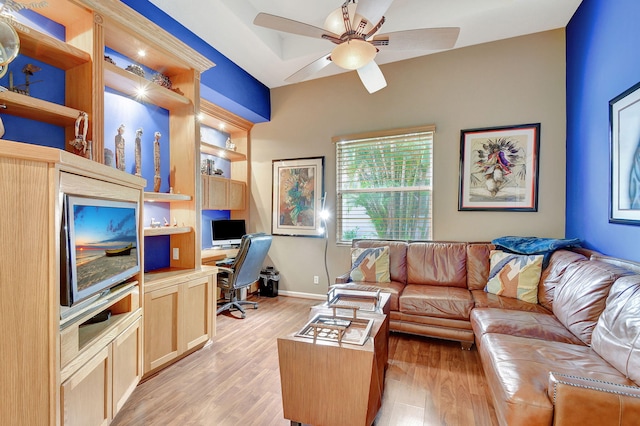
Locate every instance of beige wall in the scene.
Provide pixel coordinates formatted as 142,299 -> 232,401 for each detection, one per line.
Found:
250,29 -> 567,296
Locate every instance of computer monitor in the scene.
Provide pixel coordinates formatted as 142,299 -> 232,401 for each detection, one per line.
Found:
211,219 -> 246,247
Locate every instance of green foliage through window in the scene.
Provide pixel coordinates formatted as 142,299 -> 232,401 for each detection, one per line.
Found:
336,128 -> 433,244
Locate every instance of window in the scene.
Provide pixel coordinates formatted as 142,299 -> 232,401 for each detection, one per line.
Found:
335,126 -> 434,244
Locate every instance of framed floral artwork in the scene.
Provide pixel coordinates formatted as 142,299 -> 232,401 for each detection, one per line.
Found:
459,123 -> 540,211
610,81 -> 640,225
272,156 -> 325,237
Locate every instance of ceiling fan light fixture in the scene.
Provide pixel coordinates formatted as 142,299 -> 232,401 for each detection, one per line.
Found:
324,3 -> 356,35
331,39 -> 376,70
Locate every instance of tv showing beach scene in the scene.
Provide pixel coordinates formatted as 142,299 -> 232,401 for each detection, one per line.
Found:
69,198 -> 140,295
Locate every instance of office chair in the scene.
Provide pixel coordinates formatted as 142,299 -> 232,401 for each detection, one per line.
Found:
216,233 -> 273,318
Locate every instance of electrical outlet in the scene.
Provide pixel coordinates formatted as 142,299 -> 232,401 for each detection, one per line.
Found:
172,248 -> 179,260
313,275 -> 319,284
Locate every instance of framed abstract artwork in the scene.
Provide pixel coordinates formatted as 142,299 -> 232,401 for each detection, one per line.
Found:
272,156 -> 325,237
459,123 -> 540,211
610,81 -> 640,225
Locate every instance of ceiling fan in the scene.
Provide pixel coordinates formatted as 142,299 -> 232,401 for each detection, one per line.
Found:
254,0 -> 460,93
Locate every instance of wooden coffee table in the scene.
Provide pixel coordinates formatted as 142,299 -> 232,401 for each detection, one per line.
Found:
278,288 -> 390,426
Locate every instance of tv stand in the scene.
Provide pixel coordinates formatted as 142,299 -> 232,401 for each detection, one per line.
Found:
0,140 -> 145,425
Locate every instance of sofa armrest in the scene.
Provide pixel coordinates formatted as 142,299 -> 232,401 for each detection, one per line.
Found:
548,372 -> 640,425
335,272 -> 351,284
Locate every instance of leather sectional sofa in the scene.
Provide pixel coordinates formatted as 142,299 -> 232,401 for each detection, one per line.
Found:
336,239 -> 640,426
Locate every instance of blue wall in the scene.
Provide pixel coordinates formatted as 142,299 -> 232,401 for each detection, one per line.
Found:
566,0 -> 640,260
122,0 -> 270,124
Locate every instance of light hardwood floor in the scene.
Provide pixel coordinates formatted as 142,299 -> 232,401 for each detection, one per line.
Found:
111,295 -> 498,426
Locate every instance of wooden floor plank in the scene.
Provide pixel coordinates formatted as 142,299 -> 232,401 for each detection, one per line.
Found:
111,295 -> 498,426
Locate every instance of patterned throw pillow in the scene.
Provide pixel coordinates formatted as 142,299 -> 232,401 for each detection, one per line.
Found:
349,246 -> 391,283
485,250 -> 543,304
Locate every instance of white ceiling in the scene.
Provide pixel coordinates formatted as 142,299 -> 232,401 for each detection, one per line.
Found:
149,0 -> 583,89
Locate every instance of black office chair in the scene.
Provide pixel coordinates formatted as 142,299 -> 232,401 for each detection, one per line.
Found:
216,233 -> 273,318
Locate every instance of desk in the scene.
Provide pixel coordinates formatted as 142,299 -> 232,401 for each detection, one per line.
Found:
201,247 -> 239,265
278,290 -> 390,426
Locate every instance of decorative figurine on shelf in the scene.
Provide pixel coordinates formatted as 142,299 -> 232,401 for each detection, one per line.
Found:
151,72 -> 172,89
150,218 -> 161,228
225,137 -> 236,151
173,217 -> 178,227
9,64 -> 41,96
125,64 -> 145,78
104,55 -> 116,65
115,124 -> 126,171
104,148 -> 114,167
163,217 -> 169,227
153,131 -> 162,192
69,112 -> 92,160
134,128 -> 143,176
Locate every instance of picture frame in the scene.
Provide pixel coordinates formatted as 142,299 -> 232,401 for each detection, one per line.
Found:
610,81 -> 640,225
458,123 -> 540,211
272,156 -> 325,237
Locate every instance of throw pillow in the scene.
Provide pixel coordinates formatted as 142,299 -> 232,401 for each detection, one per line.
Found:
485,250 -> 543,304
349,246 -> 391,283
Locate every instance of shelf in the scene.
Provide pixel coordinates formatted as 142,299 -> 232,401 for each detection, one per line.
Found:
144,226 -> 192,237
144,192 -> 191,202
0,90 -> 82,126
15,24 -> 91,70
201,141 -> 246,162
103,61 -> 191,110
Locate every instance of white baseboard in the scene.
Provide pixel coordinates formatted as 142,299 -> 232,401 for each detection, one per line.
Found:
277,290 -> 326,300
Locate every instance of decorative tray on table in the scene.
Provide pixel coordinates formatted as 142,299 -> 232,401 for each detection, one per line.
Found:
295,308 -> 374,346
326,286 -> 382,313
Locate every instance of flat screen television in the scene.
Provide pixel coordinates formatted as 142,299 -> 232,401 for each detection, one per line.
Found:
211,219 -> 246,247
60,194 -> 141,309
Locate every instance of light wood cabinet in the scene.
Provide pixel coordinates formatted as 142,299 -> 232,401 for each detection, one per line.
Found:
0,141 -> 145,426
143,270 -> 215,375
1,2 -> 244,423
112,318 -> 142,415
229,179 -> 246,210
199,100 -> 252,219
60,317 -> 142,426
60,347 -> 111,426
144,285 -> 181,371
202,174 -> 246,210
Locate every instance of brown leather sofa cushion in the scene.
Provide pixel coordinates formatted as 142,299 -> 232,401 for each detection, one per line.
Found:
466,243 -> 494,290
471,290 -> 551,314
399,284 -> 474,320
591,275 -> 640,385
537,250 -> 587,311
353,239 -> 408,284
471,308 -> 583,346
407,242 -> 467,287
347,279 -> 405,312
553,260 -> 630,345
479,333 -> 635,426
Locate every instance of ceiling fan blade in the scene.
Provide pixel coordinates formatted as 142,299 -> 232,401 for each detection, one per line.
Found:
354,0 -> 394,28
357,61 -> 387,94
372,27 -> 461,50
254,13 -> 341,40
285,54 -> 333,83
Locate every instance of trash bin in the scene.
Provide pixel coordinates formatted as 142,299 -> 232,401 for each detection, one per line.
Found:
259,266 -> 280,297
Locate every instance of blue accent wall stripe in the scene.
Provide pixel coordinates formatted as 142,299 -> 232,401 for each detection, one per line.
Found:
566,0 -> 640,261
121,0 -> 270,123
